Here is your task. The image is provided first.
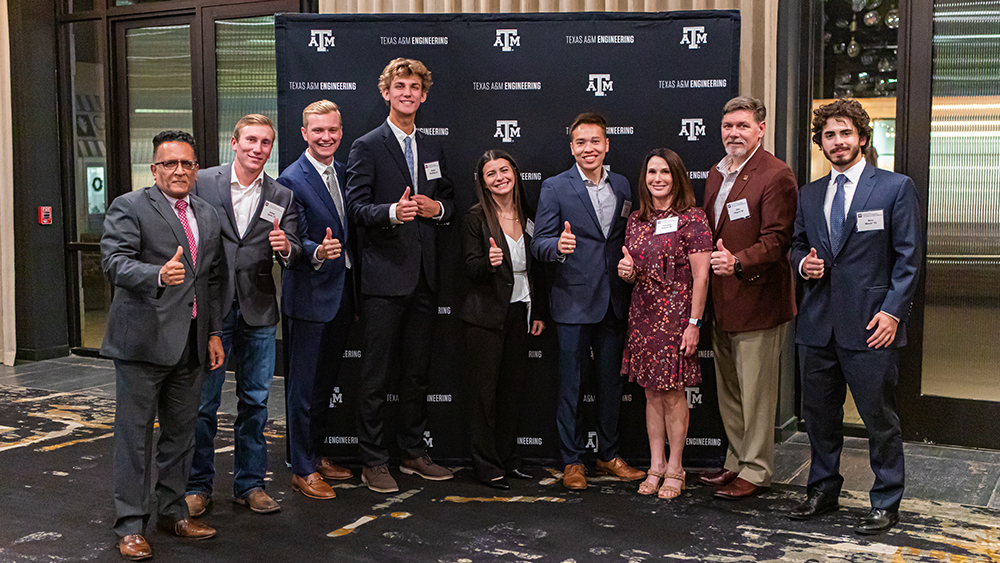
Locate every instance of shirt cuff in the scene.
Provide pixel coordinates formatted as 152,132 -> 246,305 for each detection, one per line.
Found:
389,203 -> 402,225
311,246 -> 325,270
880,310 -> 900,322
798,256 -> 809,279
432,200 -> 445,221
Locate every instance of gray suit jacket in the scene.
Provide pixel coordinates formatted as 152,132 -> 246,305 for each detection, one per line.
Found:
193,164 -> 301,327
100,186 -> 226,367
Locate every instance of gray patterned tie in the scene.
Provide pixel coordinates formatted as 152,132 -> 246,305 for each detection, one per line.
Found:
404,135 -> 416,191
830,173 -> 847,250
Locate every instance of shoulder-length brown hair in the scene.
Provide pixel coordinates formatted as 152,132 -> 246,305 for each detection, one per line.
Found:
636,148 -> 696,222
472,149 -> 528,244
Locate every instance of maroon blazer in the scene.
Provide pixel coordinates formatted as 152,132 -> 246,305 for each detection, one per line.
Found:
703,147 -> 798,333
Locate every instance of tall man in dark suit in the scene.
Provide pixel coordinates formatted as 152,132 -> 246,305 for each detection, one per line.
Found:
532,112 -> 645,491
700,96 -> 798,500
789,99 -> 921,534
278,99 -> 355,500
102,131 -> 224,560
346,58 -> 455,493
186,114 -> 301,516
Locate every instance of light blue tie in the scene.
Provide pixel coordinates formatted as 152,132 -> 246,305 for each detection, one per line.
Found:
404,135 -> 416,191
830,173 -> 847,250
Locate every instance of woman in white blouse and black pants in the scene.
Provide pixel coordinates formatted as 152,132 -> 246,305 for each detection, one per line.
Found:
460,150 -> 547,490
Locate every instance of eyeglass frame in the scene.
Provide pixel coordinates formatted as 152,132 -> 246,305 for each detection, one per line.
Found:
152,159 -> 199,171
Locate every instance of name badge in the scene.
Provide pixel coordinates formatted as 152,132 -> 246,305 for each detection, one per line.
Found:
727,198 -> 750,221
261,201 -> 285,223
655,216 -> 679,235
857,210 -> 884,232
525,219 -> 535,237
621,200 -> 632,218
424,161 -> 442,180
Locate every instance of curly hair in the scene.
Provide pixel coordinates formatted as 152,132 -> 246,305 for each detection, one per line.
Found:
812,98 -> 872,147
378,58 -> 433,94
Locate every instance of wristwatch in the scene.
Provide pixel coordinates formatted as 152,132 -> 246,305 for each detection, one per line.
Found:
688,318 -> 702,328
733,256 -> 743,280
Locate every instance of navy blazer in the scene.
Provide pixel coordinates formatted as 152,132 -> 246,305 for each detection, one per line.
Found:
790,163 -> 922,350
531,166 -> 633,325
345,121 -> 454,297
101,186 -> 225,367
278,151 -> 352,323
193,164 -> 301,327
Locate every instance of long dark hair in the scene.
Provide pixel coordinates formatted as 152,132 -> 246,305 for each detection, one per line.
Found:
473,149 -> 528,245
636,148 -> 696,222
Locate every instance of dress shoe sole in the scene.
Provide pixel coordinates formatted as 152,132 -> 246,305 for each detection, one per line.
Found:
563,481 -> 588,491
788,504 -> 839,521
234,497 -> 282,513
361,475 -> 399,494
399,466 -> 454,481
318,472 -> 353,481
714,487 -> 769,500
855,516 -> 899,535
291,484 -> 336,500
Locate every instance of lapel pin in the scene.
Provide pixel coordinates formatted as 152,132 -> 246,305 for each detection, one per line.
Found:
742,175 -> 749,181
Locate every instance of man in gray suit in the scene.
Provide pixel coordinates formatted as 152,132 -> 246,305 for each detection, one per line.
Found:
186,114 -> 301,516
102,130 -> 225,560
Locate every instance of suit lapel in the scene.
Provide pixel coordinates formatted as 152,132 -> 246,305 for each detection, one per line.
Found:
807,178 -> 833,255
245,175 -> 274,238
215,166 -> 238,237
568,169 -> 604,237
148,186 -> 195,271
835,163 -> 877,257
189,196 -> 213,276
301,157 -> 340,228
381,122 -> 413,190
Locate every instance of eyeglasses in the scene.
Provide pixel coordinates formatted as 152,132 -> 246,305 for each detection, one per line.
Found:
153,160 -> 198,171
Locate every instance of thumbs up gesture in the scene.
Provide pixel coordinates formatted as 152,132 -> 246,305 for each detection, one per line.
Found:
618,245 -> 636,282
803,247 -> 825,279
269,218 -> 290,254
317,226 -> 342,260
160,246 -> 186,286
488,237 -> 503,267
395,187 -> 418,222
710,239 -> 736,276
558,221 -> 576,255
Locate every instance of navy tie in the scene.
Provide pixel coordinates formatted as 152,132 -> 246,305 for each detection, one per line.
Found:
404,135 -> 416,191
830,173 -> 847,250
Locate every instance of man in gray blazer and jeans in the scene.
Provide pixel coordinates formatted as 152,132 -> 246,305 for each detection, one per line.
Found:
185,114 -> 301,516
102,130 -> 225,560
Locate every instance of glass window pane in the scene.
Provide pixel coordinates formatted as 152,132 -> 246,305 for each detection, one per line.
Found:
69,20 -> 107,243
65,0 -> 96,13
79,250 -> 111,349
921,0 -> 1000,402
216,16 -> 278,178
126,24 -> 192,192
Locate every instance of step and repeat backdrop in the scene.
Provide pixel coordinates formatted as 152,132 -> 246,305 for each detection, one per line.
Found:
275,11 -> 740,467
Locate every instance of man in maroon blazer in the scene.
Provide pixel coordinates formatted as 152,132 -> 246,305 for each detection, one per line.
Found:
700,96 -> 798,499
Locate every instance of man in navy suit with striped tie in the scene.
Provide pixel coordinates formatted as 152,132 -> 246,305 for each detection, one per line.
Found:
789,98 -> 922,534
278,100 -> 356,500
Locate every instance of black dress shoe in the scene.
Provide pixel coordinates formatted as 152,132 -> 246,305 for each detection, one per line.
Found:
855,507 -> 899,535
788,490 -> 840,520
508,469 -> 533,480
487,477 -> 510,490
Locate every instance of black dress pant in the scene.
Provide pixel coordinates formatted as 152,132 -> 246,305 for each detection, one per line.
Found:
466,302 -> 530,482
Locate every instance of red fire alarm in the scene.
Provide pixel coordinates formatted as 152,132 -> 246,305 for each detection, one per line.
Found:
38,206 -> 53,225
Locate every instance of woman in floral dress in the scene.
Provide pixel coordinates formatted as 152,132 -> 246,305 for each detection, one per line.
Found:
618,148 -> 711,499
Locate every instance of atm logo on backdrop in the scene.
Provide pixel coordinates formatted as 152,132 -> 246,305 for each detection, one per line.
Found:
495,120 -> 520,143
681,26 -> 708,49
494,29 -> 520,51
587,74 -> 613,97
680,118 -> 706,141
309,30 -> 335,51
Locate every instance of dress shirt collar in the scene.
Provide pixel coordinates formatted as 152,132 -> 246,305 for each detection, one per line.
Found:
230,163 -> 264,191
386,116 -> 415,145
304,149 -> 334,177
831,157 -> 867,187
575,163 -> 609,187
157,188 -> 190,208
716,143 -> 761,177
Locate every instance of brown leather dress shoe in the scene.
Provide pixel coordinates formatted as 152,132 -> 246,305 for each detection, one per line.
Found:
596,457 -> 646,481
235,488 -> 281,513
563,463 -> 588,490
317,458 -> 353,480
698,468 -> 739,487
184,492 -> 211,518
158,518 -> 216,540
292,472 -> 337,499
119,534 -> 151,560
714,477 -> 769,500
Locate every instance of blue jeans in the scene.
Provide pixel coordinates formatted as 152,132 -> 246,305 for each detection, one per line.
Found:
188,300 -> 276,499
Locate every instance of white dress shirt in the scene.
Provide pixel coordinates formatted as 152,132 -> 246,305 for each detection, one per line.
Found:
230,163 -> 263,238
712,143 -> 761,229
505,232 -> 532,329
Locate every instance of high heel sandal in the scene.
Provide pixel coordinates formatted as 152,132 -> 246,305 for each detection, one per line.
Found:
658,470 -> 686,500
638,471 -> 664,496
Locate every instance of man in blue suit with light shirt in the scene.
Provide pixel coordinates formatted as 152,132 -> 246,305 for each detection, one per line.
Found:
788,98 -> 922,534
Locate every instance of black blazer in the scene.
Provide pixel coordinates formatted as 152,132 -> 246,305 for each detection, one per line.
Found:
345,121 -> 454,296
460,206 -> 548,331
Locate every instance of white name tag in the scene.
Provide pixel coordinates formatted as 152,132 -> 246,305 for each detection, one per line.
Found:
727,198 -> 750,221
525,219 -> 535,237
857,210 -> 885,232
424,161 -> 442,180
655,216 -> 679,235
261,200 -> 285,223
621,200 -> 632,218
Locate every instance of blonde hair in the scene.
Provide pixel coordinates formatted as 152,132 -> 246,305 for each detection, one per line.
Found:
233,114 -> 274,141
378,58 -> 432,94
301,99 -> 340,128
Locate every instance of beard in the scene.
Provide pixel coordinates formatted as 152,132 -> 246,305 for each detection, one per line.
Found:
824,143 -> 862,166
725,141 -> 747,159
